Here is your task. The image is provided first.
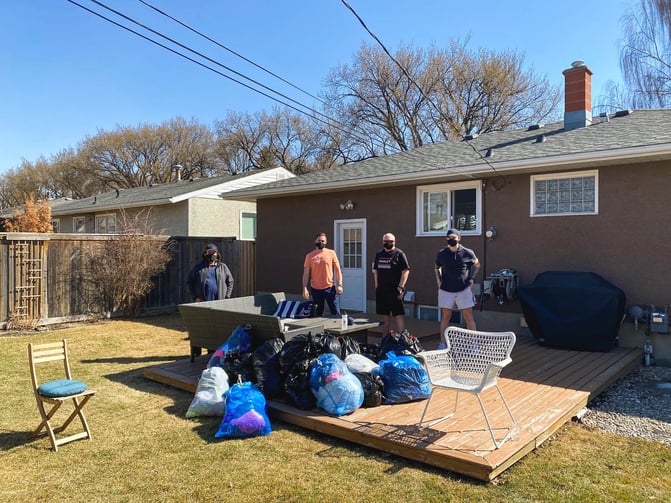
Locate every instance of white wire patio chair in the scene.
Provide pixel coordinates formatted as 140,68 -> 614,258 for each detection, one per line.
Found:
416,326 -> 517,449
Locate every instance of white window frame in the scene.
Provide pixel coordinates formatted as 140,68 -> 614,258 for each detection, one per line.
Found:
416,181 -> 482,236
95,213 -> 117,234
73,216 -> 87,233
240,211 -> 257,240
530,169 -> 598,217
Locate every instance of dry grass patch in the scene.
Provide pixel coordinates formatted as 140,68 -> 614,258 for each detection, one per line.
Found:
1,313 -> 669,502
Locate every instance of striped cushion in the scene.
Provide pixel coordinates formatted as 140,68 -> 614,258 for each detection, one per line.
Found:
273,300 -> 301,318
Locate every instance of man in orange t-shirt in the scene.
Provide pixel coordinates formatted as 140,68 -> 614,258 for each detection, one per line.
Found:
302,232 -> 343,316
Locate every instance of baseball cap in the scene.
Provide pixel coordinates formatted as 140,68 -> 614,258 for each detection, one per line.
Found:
205,243 -> 218,252
446,228 -> 461,238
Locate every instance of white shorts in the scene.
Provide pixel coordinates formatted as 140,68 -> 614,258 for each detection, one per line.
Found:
438,287 -> 476,310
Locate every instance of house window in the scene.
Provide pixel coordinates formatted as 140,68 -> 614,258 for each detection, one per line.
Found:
531,170 -> 598,216
417,181 -> 481,236
240,212 -> 256,240
95,214 -> 117,234
341,227 -> 363,269
51,219 -> 60,233
73,216 -> 87,233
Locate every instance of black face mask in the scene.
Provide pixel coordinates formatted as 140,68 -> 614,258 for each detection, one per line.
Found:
206,253 -> 217,262
447,239 -> 458,247
383,243 -> 394,250
315,242 -> 325,249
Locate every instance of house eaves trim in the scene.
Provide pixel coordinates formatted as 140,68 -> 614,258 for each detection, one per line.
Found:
51,199 -> 169,217
168,167 -> 295,203
223,143 -> 671,201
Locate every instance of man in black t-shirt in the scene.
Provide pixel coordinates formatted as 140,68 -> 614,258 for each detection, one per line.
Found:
373,233 -> 410,336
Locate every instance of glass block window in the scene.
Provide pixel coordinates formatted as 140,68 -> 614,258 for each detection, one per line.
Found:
531,170 -> 597,216
417,181 -> 481,235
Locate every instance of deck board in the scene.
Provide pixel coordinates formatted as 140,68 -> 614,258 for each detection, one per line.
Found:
144,333 -> 642,481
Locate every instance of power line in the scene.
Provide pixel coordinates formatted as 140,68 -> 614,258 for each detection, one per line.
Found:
87,0 -> 325,119
339,0 -> 505,182
137,0 -> 327,106
66,0 -> 380,152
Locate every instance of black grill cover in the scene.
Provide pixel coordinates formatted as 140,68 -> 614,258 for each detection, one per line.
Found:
518,271 -> 626,352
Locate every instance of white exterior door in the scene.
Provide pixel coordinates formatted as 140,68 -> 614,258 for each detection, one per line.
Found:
334,219 -> 366,312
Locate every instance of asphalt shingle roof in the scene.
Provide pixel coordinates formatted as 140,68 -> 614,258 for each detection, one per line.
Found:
48,169 -> 283,215
223,109 -> 671,200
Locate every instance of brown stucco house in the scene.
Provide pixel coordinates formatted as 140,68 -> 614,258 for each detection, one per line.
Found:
47,167 -> 294,238
223,62 -> 671,362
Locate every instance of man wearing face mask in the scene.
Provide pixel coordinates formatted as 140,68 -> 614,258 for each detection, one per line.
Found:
373,232 -> 410,336
302,232 -> 343,316
187,243 -> 235,302
435,229 -> 480,348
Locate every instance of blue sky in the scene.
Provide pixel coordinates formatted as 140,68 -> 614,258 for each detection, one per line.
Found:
1,0 -> 633,174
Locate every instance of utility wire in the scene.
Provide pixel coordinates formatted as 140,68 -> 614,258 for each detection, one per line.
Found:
87,0 -> 326,120
340,0 -> 505,182
66,0 -> 380,152
137,0 -> 327,106
65,1 -> 328,127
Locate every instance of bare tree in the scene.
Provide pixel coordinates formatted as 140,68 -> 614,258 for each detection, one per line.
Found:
78,117 -> 219,189
214,109 -> 338,174
620,0 -> 671,108
84,208 -> 174,317
322,40 -> 561,156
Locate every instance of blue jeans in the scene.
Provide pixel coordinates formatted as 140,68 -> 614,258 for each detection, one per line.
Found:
310,286 -> 341,316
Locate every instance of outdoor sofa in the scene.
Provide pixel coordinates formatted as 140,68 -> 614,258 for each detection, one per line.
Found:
179,292 -> 324,360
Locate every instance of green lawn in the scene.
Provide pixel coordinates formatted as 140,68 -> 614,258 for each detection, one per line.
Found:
1,314 -> 669,502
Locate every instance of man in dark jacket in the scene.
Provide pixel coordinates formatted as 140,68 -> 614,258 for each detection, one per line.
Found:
187,243 -> 234,301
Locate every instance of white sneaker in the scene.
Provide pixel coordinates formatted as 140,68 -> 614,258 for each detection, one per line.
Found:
437,342 -> 447,350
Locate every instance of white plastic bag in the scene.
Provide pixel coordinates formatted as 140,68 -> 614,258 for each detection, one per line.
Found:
186,366 -> 229,418
344,353 -> 380,375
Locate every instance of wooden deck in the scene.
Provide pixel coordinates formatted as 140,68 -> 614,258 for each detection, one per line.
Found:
144,333 -> 642,481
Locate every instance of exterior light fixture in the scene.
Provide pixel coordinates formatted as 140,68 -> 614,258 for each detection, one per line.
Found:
340,200 -> 354,211
485,226 -> 497,240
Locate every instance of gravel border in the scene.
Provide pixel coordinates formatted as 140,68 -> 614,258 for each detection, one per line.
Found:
578,364 -> 671,446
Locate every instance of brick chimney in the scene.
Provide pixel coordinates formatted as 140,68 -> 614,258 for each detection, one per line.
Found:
563,60 -> 592,130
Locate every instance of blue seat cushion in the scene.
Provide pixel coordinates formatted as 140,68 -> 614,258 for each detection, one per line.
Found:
38,379 -> 88,397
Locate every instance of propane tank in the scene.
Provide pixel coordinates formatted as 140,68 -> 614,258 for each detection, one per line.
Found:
644,338 -> 654,366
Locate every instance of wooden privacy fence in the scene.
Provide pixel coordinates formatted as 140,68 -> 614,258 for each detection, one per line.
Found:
0,233 -> 255,327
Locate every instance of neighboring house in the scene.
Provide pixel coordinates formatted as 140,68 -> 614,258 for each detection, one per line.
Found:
47,168 -> 294,238
223,62 -> 671,335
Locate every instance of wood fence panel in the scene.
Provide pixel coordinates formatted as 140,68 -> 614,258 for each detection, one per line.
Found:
1,233 -> 257,326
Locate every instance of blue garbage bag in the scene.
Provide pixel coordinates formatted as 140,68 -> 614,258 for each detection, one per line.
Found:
378,352 -> 430,404
215,382 -> 272,439
309,353 -> 363,416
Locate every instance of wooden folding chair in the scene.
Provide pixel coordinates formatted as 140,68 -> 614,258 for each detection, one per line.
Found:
28,339 -> 96,451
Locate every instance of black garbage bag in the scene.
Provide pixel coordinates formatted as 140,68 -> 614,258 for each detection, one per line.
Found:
353,371 -> 384,407
279,333 -> 323,375
338,335 -> 360,359
377,329 -> 423,360
358,343 -> 380,362
252,337 -> 285,398
223,350 -> 255,384
319,333 -> 342,356
284,358 -> 317,410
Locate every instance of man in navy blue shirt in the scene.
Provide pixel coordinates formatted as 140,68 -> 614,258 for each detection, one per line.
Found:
435,229 -> 480,348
